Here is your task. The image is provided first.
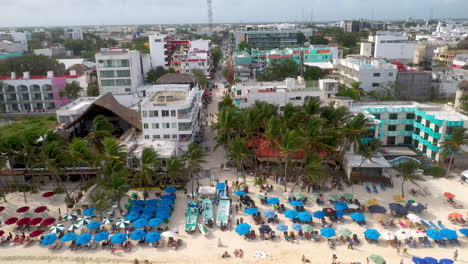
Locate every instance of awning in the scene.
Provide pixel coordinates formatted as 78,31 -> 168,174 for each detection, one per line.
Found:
304,61 -> 335,70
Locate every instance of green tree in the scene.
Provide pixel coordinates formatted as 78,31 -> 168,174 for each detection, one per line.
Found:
183,143 -> 207,197
64,81 -> 83,99
146,66 -> 168,84
212,47 -> 223,69
304,66 -> 326,81
133,147 -> 160,198
192,69 -> 209,89
340,113 -> 372,157
273,130 -> 302,191
395,161 -> 424,198
212,106 -> 239,149
308,36 -> 329,45
290,154 -> 324,192
297,32 -> 307,45
165,156 -> 186,184
0,54 -> 65,76
90,190 -> 110,218
99,137 -> 127,180
87,81 -> 100,96
440,127 -> 468,177
357,139 -> 381,168
227,137 -> 251,183
237,41 -> 251,53
87,115 -> 114,153
257,58 -> 299,81
68,138 -> 94,185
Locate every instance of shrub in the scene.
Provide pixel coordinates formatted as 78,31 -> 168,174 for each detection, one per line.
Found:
53,187 -> 65,194
423,166 -> 446,178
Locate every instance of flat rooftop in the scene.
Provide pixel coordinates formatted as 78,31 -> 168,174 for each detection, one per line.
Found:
150,90 -> 188,106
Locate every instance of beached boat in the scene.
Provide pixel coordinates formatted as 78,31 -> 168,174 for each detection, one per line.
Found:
198,222 -> 208,235
202,198 -> 214,225
215,183 -> 227,202
185,202 -> 199,233
216,198 -> 230,227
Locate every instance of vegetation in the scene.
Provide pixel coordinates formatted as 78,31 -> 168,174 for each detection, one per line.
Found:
191,69 -> 209,89
121,37 -> 150,54
237,41 -> 251,53
257,58 -> 299,81
211,47 -> 223,69
87,81 -> 100,96
336,82 -> 365,101
296,32 -> 307,45
395,161 -> 424,198
0,54 -> 65,76
439,127 -> 468,177
145,66 -> 170,84
63,81 -> 83,99
304,66 -> 326,81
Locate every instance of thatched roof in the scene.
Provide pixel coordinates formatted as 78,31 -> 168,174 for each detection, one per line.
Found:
64,93 -> 142,130
156,73 -> 195,85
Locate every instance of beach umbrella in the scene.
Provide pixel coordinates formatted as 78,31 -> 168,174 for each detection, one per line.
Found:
87,221 -> 102,230
133,218 -> 148,229
132,200 -> 145,206
148,218 -> 163,227
139,213 -> 152,220
289,200 -> 304,206
368,205 -> 387,214
234,190 -> 246,196
348,204 -> 360,209
161,194 -> 175,200
156,210 -> 171,220
76,233 -> 92,245
266,197 -> 280,205
29,230 -> 44,238
61,232 -> 77,242
395,229 -> 410,240
412,257 -> 426,264
145,232 -> 161,243
142,207 -> 156,215
339,228 -> 352,237
364,229 -> 381,240
34,206 -> 47,213
276,224 -> 288,232
146,199 -> 159,206
157,204 -> 172,211
42,218 -> 56,226
129,206 -> 144,214
393,194 -> 404,202
244,208 -> 258,215
42,192 -> 55,198
380,231 -> 395,240
328,194 -> 340,201
68,224 -> 81,231
125,212 -> 140,222
426,229 -> 443,240
320,227 -> 336,238
459,228 -> 468,235
16,206 -> 30,213
335,210 -> 345,218
17,217 -> 31,226
0,206 -> 5,212
294,193 -> 305,200
111,233 -> 127,244
259,225 -> 272,234
298,212 -> 312,222
0,231 -> 3,236
29,217 -> 43,225
444,192 -> 455,199
102,218 -> 114,225
334,202 -> 348,210
41,234 -> 57,245
406,202 -> 426,212
77,217 -> 91,226
235,223 -> 251,235
49,224 -> 65,233
423,257 -> 438,264
94,231 -> 110,242
164,186 -> 177,193
130,230 -> 146,241
313,211 -> 325,219
448,212 -> 462,219
369,254 -> 386,264
63,213 -> 77,220
322,208 -> 335,217
343,193 -> 354,200
440,228 -> 458,239
285,209 -> 298,219
161,231 -> 177,238
5,217 -> 18,225
263,210 -> 276,218
410,230 -> 424,238
350,212 -> 365,222
255,194 -> 265,199
116,219 -> 131,228
407,213 -> 421,222
389,203 -> 408,214
310,193 -> 320,199
302,225 -> 314,233
372,213 -> 388,222
83,208 -> 95,217
292,223 -> 302,231
439,259 -> 454,264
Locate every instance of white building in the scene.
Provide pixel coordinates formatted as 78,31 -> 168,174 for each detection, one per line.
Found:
334,55 -> 397,92
374,31 -> 415,63
360,42 -> 372,57
95,48 -> 143,95
33,46 -> 66,57
140,84 -> 202,150
64,28 -> 84,40
149,33 -> 168,68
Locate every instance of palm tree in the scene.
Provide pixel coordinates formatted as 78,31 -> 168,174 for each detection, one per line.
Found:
395,161 -> 424,198
133,147 -> 159,199
303,97 -> 323,117
274,129 -> 302,191
300,118 -> 333,159
341,113 -> 373,155
90,190 -> 110,219
440,127 -> 468,177
165,156 -> 186,184
320,105 -> 350,129
350,81 -> 365,101
253,177 -> 267,191
87,115 -> 114,153
290,154 -> 324,193
183,143 -> 207,197
227,137 -> 250,183
218,94 -> 234,110
357,139 -> 381,168
212,107 -> 239,149
99,137 -> 127,180
106,168 -> 130,212
68,138 -> 94,185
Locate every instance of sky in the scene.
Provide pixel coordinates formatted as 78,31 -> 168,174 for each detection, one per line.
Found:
1,0 -> 468,27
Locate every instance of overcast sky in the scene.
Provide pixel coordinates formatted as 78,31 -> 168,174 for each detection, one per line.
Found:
2,0 -> 467,27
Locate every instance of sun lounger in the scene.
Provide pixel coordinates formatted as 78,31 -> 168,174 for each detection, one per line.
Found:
437,221 -> 445,229
379,184 -> 386,191
422,236 -> 432,247
372,185 -> 378,193
420,220 -> 431,228
365,186 -> 371,193
429,221 -> 439,230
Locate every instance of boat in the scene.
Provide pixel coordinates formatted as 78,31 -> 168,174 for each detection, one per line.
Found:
202,198 -> 214,227
216,198 -> 230,227
185,202 -> 199,233
215,183 -> 227,203
198,222 -> 208,235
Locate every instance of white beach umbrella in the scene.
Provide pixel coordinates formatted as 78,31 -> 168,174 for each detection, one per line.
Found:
49,224 -> 65,233
102,218 -> 114,225
77,216 -> 91,226
348,204 -> 360,209
406,214 -> 421,222
161,231 -> 177,238
63,213 -> 77,220
116,219 -> 130,228
395,229 -> 410,240
68,224 -> 81,231
380,231 -> 396,241
411,230 -> 425,238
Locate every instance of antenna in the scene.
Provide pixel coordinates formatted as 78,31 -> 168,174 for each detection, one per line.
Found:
207,0 -> 213,31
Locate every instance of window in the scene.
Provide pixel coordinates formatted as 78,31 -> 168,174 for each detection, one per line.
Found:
236,90 -> 241,96
116,70 -> 130,77
431,151 -> 436,159
434,125 -> 440,133
142,111 -> 148,117
125,88 -> 131,92
296,96 -> 301,100
101,80 -> 115,86
387,136 -> 396,145
144,135 -> 149,139
388,73 -> 393,77
373,73 -> 381,77
388,125 -> 397,131
406,113 -> 415,119
405,125 -> 413,131
372,83 -> 380,87
170,110 -> 176,117
100,70 -> 115,78
389,113 -> 398,120
172,134 -> 178,139
163,135 -> 170,139
163,123 -> 170,129
404,136 -> 412,145
149,110 -> 158,117
416,116 -> 422,123
422,145 -> 427,154
143,123 -> 148,129
155,135 -> 161,139
152,135 -> 158,140
119,60 -> 129,67
425,120 -> 430,127
424,133 -> 429,140
446,126 -> 454,135
161,110 -> 169,117
116,79 -> 131,86
152,123 -> 159,129
373,113 -> 381,119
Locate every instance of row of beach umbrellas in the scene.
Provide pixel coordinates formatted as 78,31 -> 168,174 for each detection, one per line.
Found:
0,206 -> 49,214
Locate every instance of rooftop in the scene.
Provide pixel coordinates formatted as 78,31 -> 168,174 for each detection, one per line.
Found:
0,74 -> 81,80
235,30 -> 300,34
130,139 -> 177,159
150,90 -> 188,106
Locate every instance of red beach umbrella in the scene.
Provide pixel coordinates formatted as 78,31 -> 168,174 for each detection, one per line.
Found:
0,206 -> 5,212
29,230 -> 44,238
29,217 -> 43,225
444,192 -> 455,199
16,206 -> 30,213
17,217 -> 31,226
41,218 -> 56,226
34,206 -> 47,213
5,217 -> 18,225
0,231 -> 4,236
42,192 -> 55,198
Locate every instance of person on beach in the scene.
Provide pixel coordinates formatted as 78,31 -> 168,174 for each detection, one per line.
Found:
234,249 -> 239,258
332,254 -> 338,262
402,247 -> 408,257
239,249 -> 244,258
453,249 -> 458,261
222,251 -> 230,258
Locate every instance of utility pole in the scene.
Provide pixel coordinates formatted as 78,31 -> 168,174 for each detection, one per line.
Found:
207,0 -> 213,31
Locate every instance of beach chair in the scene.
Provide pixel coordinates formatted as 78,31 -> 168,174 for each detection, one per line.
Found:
422,236 -> 432,247
437,220 -> 445,229
420,220 -> 431,228
429,221 -> 439,230
372,185 -> 378,193
365,185 -> 371,193
379,184 -> 386,191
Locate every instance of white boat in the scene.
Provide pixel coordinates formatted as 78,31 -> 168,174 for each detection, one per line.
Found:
216,198 -> 230,227
198,222 -> 208,235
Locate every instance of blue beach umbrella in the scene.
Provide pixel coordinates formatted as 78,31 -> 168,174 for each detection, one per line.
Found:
94,231 -> 110,242
61,232 -> 77,242
335,210 -> 345,218
313,211 -> 325,219
87,221 -> 102,230
234,190 -> 246,196
351,212 -> 366,222
130,230 -> 146,241
157,204 -> 172,211
125,212 -> 140,222
368,205 -> 387,214
334,202 -> 348,210
111,233 -> 128,244
285,209 -> 298,219
389,203 -> 408,214
139,213 -> 152,220
156,210 -> 170,220
423,257 -> 438,264
412,257 -> 427,264
133,218 -> 148,229
426,229 -> 443,240
146,199 -> 159,206
161,194 -> 175,200
148,218 -> 163,227
320,227 -> 336,238
297,212 -> 312,222
364,229 -> 381,240
439,259 -> 454,264
235,223 -> 251,235
159,199 -> 174,206
276,224 -> 288,232
129,206 -> 144,213
289,200 -> 304,206
164,186 -> 177,193
459,228 -> 468,235
440,228 -> 458,239
292,223 -> 302,231
244,208 -> 258,215
76,233 -> 92,245
142,207 -> 157,215
266,197 -> 280,205
259,225 -> 272,234
83,208 -> 95,217
41,234 -> 57,245
406,202 -> 426,212
145,232 -> 161,243
132,200 -> 145,206
263,210 -> 276,218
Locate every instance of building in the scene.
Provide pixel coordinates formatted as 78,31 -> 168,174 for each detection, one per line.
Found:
360,42 -> 373,57
434,46 -> 457,66
452,54 -> 468,69
0,71 -> 85,112
413,42 -> 446,68
231,30 -> 300,50
33,46 -> 66,57
353,101 -> 468,162
390,61 -> 433,100
334,55 -> 397,91
0,31 -> 29,52
432,68 -> 468,98
374,32 -> 415,63
455,80 -> 468,112
341,20 -> 360,33
171,39 -> 211,75
232,77 -> 338,108
149,33 -> 170,68
341,20 -> 387,33
64,28 -> 84,40
95,48 -> 143,95
140,84 -> 202,150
